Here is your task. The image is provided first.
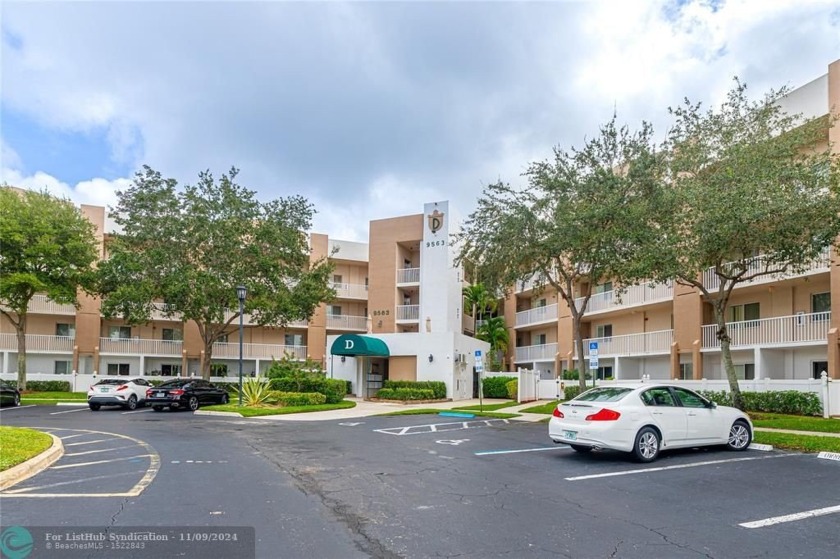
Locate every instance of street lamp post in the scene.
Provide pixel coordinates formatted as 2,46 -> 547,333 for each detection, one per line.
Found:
237,285 -> 247,406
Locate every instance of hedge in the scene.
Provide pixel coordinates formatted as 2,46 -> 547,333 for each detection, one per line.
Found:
376,388 -> 436,401
11,380 -> 72,392
383,380 -> 446,400
482,376 -> 516,398
562,385 -> 584,401
699,390 -> 822,416
268,391 -> 327,407
269,377 -> 346,404
505,379 -> 518,400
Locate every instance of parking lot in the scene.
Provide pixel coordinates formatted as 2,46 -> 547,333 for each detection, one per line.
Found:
2,405 -> 839,558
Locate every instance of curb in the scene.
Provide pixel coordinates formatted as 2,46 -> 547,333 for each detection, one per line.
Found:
0,432 -> 64,491
56,402 -> 88,407
194,410 -> 244,417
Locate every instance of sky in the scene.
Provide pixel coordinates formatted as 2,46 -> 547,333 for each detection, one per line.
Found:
1,0 -> 839,242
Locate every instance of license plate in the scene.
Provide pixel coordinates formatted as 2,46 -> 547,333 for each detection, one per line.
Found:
99,388 -> 109,393
153,392 -> 165,398
563,430 -> 577,441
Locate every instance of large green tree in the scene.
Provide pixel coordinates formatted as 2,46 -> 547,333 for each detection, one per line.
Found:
650,80 -> 840,410
0,187 -> 98,390
456,117 -> 665,389
96,166 -> 334,379
476,316 -> 509,372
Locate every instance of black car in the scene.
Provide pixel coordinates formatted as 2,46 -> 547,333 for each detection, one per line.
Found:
0,380 -> 21,407
146,378 -> 229,411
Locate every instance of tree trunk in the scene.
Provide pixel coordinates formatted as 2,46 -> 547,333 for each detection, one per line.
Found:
16,315 -> 27,391
716,309 -> 745,410
202,342 -> 213,380
573,315 -> 587,391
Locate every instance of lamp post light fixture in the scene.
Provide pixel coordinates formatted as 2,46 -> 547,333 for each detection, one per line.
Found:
237,285 -> 247,406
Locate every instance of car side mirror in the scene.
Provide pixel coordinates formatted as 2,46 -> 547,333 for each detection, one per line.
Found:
707,401 -> 717,409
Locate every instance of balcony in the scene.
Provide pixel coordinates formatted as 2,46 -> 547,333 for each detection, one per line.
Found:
396,305 -> 420,322
326,314 -> 368,331
576,280 -> 674,315
582,329 -> 673,357
0,334 -> 75,352
212,342 -> 307,360
515,304 -> 558,328
515,274 -> 547,294
701,312 -> 831,349
332,282 -> 369,300
702,247 -> 830,291
100,337 -> 183,356
26,294 -> 77,315
396,268 -> 420,285
515,343 -> 557,362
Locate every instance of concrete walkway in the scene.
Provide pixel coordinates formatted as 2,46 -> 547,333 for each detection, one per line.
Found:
754,427 -> 840,438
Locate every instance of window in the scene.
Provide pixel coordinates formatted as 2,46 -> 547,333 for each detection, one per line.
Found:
536,298 -> 547,308
107,363 -> 130,376
404,259 -> 412,269
162,328 -> 183,341
673,387 -> 708,408
735,363 -> 755,380
56,323 -> 75,337
596,324 -> 612,338
211,364 -> 228,377
365,277 -> 369,289
332,274 -> 343,288
641,387 -> 676,407
730,303 -> 759,323
535,333 -> 547,345
217,333 -> 228,344
812,361 -> 828,380
161,364 -> 181,377
593,282 -> 613,294
54,361 -> 71,375
595,366 -> 613,380
108,326 -> 131,339
812,292 -> 830,321
329,305 -> 342,316
679,363 -> 693,380
285,333 -> 304,347
575,387 -> 632,402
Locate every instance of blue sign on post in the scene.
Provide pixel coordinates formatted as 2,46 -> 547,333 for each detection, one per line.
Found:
475,350 -> 482,358
589,341 -> 599,355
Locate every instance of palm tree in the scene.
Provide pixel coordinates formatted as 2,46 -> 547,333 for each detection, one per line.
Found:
462,283 -> 498,326
477,316 -> 509,371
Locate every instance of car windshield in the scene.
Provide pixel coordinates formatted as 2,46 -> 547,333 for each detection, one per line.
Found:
573,387 -> 633,402
96,379 -> 128,385
158,380 -> 190,388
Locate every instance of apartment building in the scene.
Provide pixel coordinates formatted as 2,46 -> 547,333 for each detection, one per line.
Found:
508,59 -> 840,384
0,198 -> 487,399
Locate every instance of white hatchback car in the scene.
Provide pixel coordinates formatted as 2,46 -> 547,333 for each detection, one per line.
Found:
87,378 -> 152,411
549,384 -> 752,462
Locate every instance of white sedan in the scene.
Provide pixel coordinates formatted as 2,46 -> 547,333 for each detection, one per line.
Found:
87,378 -> 152,411
549,384 -> 752,462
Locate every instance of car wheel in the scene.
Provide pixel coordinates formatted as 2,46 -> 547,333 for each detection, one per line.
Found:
220,393 -> 229,405
152,406 -> 164,412
727,420 -> 751,451
124,395 -> 138,411
13,393 -> 20,407
89,403 -> 101,411
188,396 -> 199,411
569,445 -> 592,453
633,427 -> 661,463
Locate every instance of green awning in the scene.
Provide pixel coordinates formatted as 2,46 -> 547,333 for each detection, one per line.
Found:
330,334 -> 390,357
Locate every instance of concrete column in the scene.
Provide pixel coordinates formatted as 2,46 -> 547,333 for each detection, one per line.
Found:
828,328 -> 840,380
670,342 -> 679,379
753,347 -> 762,380
692,340 -> 703,380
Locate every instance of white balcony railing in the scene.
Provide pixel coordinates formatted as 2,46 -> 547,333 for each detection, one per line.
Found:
582,329 -> 673,357
701,312 -> 831,349
332,283 -> 369,299
515,274 -> 547,294
326,314 -> 368,331
396,305 -> 420,321
0,334 -> 75,352
397,268 -> 420,284
702,247 -> 830,291
26,294 -> 77,315
212,342 -> 306,360
100,338 -> 183,356
515,342 -> 557,362
577,280 -> 674,314
515,304 -> 558,328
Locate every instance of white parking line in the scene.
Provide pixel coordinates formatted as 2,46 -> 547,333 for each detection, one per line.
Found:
565,454 -> 797,481
0,405 -> 36,411
121,408 -> 153,415
50,408 -> 88,415
375,419 -> 510,436
64,439 -> 110,447
65,445 -> 137,457
51,455 -> 154,469
3,471 -> 146,494
476,447 -> 570,456
740,504 -> 840,528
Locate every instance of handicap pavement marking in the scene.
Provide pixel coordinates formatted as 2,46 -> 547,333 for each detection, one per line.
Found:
436,439 -> 470,446
339,422 -> 365,426
375,419 -> 509,436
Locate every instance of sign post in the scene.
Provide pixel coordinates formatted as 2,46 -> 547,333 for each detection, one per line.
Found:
475,350 -> 484,411
588,341 -> 599,388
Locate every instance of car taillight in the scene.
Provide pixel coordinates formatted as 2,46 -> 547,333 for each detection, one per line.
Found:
90,385 -> 96,391
552,408 -> 564,418
585,408 -> 621,421
146,389 -> 154,397
116,385 -> 128,391
170,389 -> 184,396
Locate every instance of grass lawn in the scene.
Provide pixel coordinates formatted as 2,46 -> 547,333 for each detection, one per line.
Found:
202,399 -> 356,417
0,427 -> 53,471
454,400 -> 518,412
378,408 -> 520,419
519,400 -> 560,414
753,431 -> 840,453
21,391 -> 87,403
750,413 -> 840,434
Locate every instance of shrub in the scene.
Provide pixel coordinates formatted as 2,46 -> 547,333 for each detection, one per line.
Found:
236,377 -> 273,406
269,377 -> 347,404
268,391 -> 326,407
562,385 -> 583,401
265,353 -> 324,379
383,380 -> 446,399
699,390 -> 822,416
16,380 -> 72,392
376,387 -> 436,400
561,369 -> 591,381
482,376 -> 516,398
505,379 -> 518,400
